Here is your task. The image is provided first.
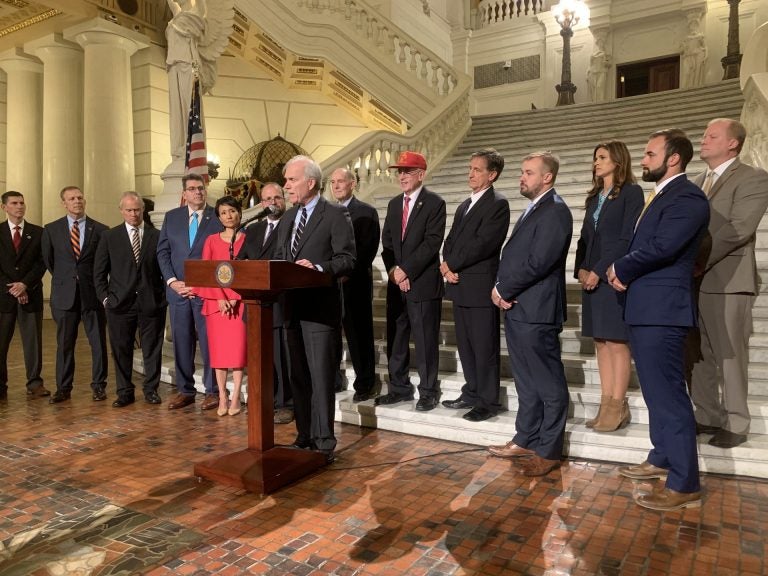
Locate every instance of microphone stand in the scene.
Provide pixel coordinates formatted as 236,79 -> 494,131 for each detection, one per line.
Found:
230,205 -> 274,260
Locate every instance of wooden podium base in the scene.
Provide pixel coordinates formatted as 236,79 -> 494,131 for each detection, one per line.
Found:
193,446 -> 328,494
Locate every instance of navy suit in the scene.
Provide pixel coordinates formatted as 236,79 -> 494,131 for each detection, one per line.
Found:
339,196 -> 380,394
238,217 -> 292,409
0,220 -> 46,395
94,224 -> 167,400
613,174 -> 709,493
273,196 -> 356,451
157,205 -> 223,397
443,186 -> 510,411
42,215 -> 109,394
495,189 -> 572,460
381,187 -> 446,400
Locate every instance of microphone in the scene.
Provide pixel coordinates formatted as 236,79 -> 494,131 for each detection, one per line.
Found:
230,205 -> 274,260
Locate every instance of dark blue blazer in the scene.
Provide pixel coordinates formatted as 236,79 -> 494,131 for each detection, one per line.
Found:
574,183 -> 644,281
613,175 -> 709,327
42,215 -> 108,311
496,189 -> 572,325
156,204 -> 222,293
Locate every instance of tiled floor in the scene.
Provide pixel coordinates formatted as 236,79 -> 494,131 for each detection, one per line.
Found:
1,322 -> 766,575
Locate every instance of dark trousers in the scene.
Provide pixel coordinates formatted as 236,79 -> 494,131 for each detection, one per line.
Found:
168,295 -> 215,396
386,288 -> 441,399
273,325 -> 292,408
454,305 -> 501,412
106,304 -> 165,400
285,320 -> 338,451
341,275 -> 377,393
630,324 -> 700,493
0,305 -> 43,392
51,296 -> 107,393
505,317 -> 568,461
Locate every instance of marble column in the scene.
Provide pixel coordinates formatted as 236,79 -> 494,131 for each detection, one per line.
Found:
0,49 -> 43,225
64,18 -> 149,226
25,34 -> 84,227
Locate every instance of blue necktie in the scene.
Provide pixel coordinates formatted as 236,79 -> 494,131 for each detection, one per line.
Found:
189,212 -> 199,247
292,207 -> 307,258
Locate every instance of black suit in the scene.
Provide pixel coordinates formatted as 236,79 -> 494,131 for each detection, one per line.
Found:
272,196 -> 356,451
42,215 -> 109,394
381,186 -> 446,400
443,187 -> 510,412
94,224 -> 167,401
239,217 -> 291,408
339,196 -> 380,394
496,189 -> 572,460
0,220 -> 46,395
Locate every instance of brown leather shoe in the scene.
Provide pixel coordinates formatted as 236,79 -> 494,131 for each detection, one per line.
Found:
167,393 -> 195,410
200,394 -> 219,411
517,454 -> 560,477
636,488 -> 701,511
27,385 -> 51,398
618,460 -> 668,480
487,441 -> 534,458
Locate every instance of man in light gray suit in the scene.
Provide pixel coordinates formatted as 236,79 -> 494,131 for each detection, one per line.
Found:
689,118 -> 768,448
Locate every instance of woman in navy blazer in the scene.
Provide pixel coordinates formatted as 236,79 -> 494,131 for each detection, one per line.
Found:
574,141 -> 644,431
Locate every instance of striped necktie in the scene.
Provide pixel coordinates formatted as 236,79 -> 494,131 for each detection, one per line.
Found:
131,227 -> 141,263
702,171 -> 715,196
71,220 -> 81,260
292,207 -> 307,258
401,195 -> 410,240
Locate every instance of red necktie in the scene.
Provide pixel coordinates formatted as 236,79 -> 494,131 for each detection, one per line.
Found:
12,225 -> 21,252
401,195 -> 410,240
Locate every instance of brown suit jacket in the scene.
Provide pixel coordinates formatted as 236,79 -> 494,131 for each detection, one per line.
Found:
695,158 -> 768,294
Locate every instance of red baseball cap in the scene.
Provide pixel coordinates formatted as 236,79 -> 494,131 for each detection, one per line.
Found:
389,151 -> 427,170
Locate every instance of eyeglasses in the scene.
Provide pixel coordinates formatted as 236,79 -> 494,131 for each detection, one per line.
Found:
185,186 -> 206,192
397,168 -> 422,175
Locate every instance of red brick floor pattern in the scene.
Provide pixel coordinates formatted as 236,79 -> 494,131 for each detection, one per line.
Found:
0,321 -> 766,575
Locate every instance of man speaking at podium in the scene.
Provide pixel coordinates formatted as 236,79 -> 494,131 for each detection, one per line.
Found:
272,155 -> 356,464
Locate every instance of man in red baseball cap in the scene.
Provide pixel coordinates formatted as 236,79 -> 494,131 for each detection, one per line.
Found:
377,151 -> 446,411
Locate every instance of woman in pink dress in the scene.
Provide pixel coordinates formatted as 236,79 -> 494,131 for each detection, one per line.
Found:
198,196 -> 247,416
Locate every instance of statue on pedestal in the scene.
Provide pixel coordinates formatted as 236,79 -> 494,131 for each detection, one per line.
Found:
587,29 -> 610,102
681,10 -> 707,89
165,0 -> 234,161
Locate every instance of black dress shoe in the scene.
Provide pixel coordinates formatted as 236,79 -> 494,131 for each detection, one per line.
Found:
144,392 -> 162,404
291,437 -> 313,449
416,396 -> 438,411
92,389 -> 107,401
463,407 -> 494,422
319,449 -> 335,464
374,392 -> 414,406
442,398 -> 472,410
112,397 -> 135,408
708,429 -> 747,448
49,391 -> 71,404
352,390 -> 373,402
696,423 -> 721,435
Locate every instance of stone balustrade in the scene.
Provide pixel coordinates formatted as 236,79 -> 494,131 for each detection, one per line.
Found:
474,0 -> 547,29
295,0 -> 458,96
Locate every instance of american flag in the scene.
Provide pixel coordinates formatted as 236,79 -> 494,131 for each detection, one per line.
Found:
182,78 -> 209,205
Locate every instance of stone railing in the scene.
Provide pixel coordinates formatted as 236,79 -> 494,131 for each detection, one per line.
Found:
236,0 -> 467,123
296,0 -> 459,97
473,0 -> 548,29
319,90 -> 472,194
740,21 -> 768,170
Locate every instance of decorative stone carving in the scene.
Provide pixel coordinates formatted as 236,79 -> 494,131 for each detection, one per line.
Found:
587,28 -> 610,102
681,10 -> 707,89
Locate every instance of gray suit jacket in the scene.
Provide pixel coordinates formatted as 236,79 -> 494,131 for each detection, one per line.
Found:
695,159 -> 768,294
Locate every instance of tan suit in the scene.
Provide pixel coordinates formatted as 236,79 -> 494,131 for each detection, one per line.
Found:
690,158 -> 768,434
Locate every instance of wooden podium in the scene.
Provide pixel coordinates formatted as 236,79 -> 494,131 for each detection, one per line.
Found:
185,259 -> 331,494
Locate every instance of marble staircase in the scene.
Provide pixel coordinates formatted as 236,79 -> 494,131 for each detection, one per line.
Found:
337,79 -> 768,478
152,80 -> 768,478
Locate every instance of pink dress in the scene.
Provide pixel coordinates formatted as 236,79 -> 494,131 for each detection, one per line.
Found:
198,233 -> 247,368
